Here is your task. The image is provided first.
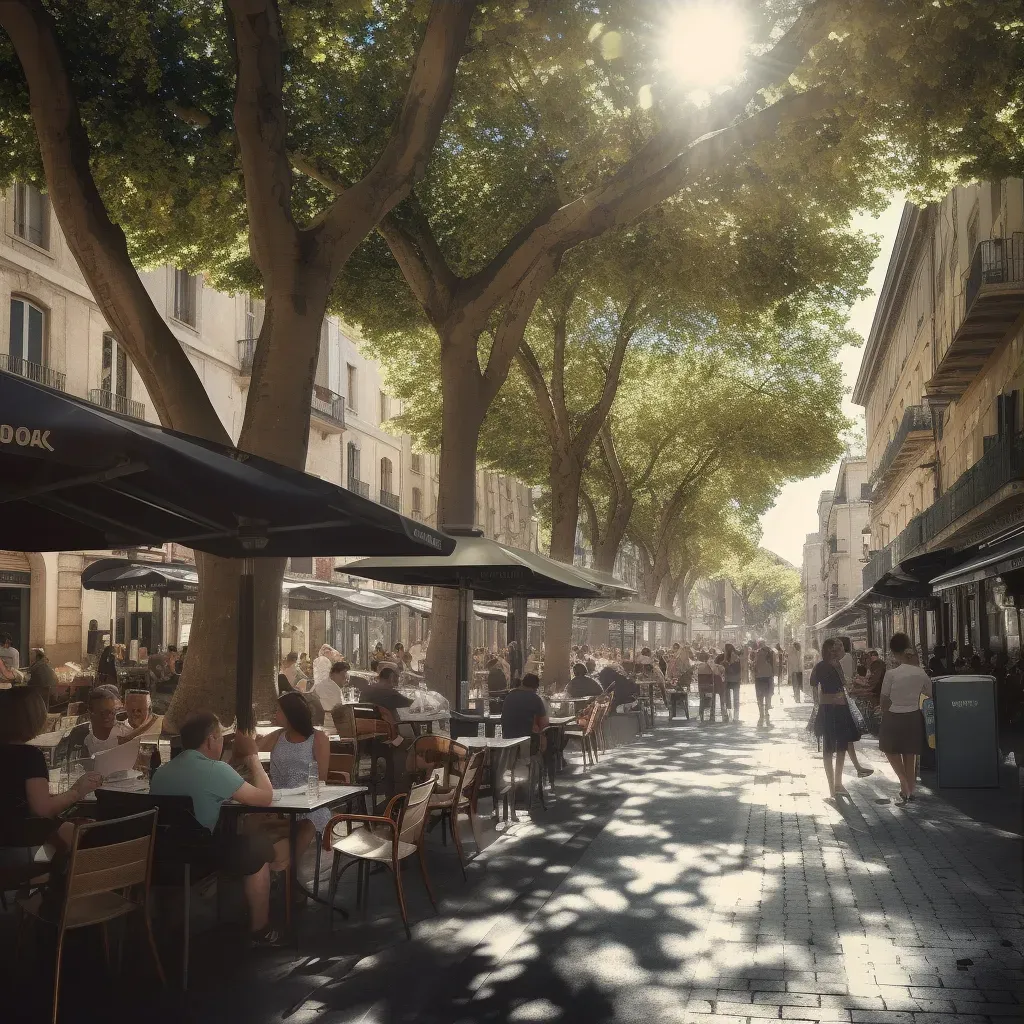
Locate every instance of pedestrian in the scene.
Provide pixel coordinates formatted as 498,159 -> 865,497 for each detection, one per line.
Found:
753,639 -> 775,728
25,648 -> 57,706
788,640 -> 803,703
97,644 -> 118,687
878,632 -> 932,804
0,634 -> 21,675
811,638 -> 863,801
723,643 -> 742,720
837,636 -> 855,687
775,643 -> 785,704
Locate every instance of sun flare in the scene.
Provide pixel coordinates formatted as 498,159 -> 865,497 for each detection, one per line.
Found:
662,3 -> 748,93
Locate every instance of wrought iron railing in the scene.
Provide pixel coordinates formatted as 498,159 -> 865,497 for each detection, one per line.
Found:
863,429 -> 1024,588
870,404 -> 933,487
0,353 -> 65,391
965,232 -> 1024,313
347,477 -> 369,499
379,490 -> 400,512
88,388 -> 145,419
311,384 -> 345,428
237,338 -> 257,375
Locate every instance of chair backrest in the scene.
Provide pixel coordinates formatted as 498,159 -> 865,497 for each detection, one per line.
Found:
65,809 -> 159,906
585,698 -> 609,736
455,749 -> 485,805
353,703 -> 397,738
327,751 -> 355,784
94,790 -> 203,835
331,703 -> 357,739
395,778 -> 436,848
406,735 -> 453,783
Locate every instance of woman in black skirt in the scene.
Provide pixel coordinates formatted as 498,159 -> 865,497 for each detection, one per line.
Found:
878,632 -> 932,804
811,638 -> 862,800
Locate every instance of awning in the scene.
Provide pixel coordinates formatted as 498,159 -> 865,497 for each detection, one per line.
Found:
930,537 -> 1024,592
0,370 -> 453,559
576,600 -> 685,624
81,557 -> 199,597
813,591 -> 872,631
570,565 -> 637,597
281,580 -> 399,613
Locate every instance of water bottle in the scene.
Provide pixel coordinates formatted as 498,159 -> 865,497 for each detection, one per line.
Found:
495,723 -> 503,739
477,721 -> 485,738
307,761 -> 320,801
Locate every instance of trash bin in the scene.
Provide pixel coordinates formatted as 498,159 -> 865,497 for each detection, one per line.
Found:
933,675 -> 1000,788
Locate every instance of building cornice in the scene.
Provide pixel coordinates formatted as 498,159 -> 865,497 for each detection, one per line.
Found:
851,203 -> 930,406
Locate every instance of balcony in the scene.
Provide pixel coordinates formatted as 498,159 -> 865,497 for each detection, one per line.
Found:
310,384 -> 346,433
0,354 -> 65,391
237,338 -> 257,377
869,404 -> 934,494
347,477 -> 369,499
379,489 -> 400,512
927,233 -> 1024,401
88,389 -> 145,420
863,428 -> 1024,588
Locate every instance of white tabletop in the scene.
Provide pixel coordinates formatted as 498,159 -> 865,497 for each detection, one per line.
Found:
461,735 -> 530,750
547,716 -> 576,726
397,710 -> 450,722
228,783 -> 366,813
30,730 -> 64,749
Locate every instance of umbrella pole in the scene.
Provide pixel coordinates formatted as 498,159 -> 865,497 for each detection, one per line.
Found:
456,579 -> 469,711
235,557 -> 255,733
632,621 -> 637,663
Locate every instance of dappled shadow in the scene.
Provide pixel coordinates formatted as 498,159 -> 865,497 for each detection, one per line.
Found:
2,690 -> 1022,1023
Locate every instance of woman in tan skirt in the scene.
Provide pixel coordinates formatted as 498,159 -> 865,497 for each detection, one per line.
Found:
878,632 -> 932,804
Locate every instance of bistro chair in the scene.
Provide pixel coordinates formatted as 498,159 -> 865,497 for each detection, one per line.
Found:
95,791 -> 212,990
322,778 -> 437,939
563,698 -> 606,768
417,745 -> 484,878
331,704 -> 396,808
18,809 -> 165,1023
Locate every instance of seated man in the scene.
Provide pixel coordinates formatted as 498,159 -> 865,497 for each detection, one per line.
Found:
567,662 -> 603,698
501,673 -> 550,740
360,665 -> 413,714
311,660 -> 348,710
598,665 -> 640,712
81,686 -> 157,756
149,710 -> 281,946
485,657 -> 507,695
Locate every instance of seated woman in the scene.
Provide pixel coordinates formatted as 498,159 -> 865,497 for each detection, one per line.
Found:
0,688 -> 101,852
254,692 -> 330,872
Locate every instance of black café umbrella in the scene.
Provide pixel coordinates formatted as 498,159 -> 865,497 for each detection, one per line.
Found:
576,599 -> 686,662
342,527 -> 606,704
82,557 -> 200,598
0,372 -> 453,726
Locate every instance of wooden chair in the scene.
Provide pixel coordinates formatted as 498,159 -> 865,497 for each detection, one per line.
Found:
19,809 -> 165,1022
331,703 -> 397,808
563,698 -> 607,768
424,747 -> 484,879
323,778 -> 437,938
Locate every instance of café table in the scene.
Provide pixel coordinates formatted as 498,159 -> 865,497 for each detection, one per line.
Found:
222,783 -> 367,932
396,709 -> 451,736
461,734 -> 530,823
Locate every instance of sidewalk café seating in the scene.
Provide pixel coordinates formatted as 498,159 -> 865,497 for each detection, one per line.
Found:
563,697 -> 606,767
18,809 -> 165,1024
0,817 -> 56,911
332,703 -> 397,808
667,686 -> 690,721
323,778 -> 437,939
95,791 -> 213,989
449,710 -> 484,740
511,733 -> 547,814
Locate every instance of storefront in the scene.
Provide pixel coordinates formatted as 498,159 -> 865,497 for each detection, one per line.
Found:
0,553 -> 31,658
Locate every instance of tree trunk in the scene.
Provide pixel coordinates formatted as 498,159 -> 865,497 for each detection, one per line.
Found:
167,289 -> 328,728
425,343 -> 485,704
543,451 -> 584,689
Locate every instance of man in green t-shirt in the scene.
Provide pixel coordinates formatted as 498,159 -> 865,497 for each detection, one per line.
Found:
150,710 -> 281,945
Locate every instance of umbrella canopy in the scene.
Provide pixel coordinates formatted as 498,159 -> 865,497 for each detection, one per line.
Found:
576,599 -> 685,624
81,557 -> 199,597
0,371 -> 453,559
341,531 -> 604,600
570,565 -> 637,597
281,580 -> 400,614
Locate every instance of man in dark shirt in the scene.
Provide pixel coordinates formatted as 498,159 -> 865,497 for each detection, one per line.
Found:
501,673 -> 549,739
567,662 -> 602,698
597,665 -> 639,712
25,649 -> 57,705
486,657 -> 508,694
360,665 -> 413,713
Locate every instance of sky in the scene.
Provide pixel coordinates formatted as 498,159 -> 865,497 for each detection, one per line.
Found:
758,197 -> 906,567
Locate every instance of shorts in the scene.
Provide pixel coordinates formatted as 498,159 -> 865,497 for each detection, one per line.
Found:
187,830 -> 274,877
755,677 -> 774,699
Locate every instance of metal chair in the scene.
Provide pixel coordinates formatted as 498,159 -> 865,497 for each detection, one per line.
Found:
331,703 -> 396,808
323,778 -> 437,938
562,698 -> 603,767
18,809 -> 165,1023
423,747 -> 484,878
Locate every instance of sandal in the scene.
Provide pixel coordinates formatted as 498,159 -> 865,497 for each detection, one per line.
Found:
834,787 -> 850,798
250,925 -> 285,948
894,792 -> 908,806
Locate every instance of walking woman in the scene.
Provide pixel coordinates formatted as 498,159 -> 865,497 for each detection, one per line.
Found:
878,632 -> 932,804
723,643 -> 742,721
811,638 -> 863,801
788,640 -> 803,702
695,652 -> 717,722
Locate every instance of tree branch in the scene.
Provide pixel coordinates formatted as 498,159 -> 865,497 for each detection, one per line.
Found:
0,0 -> 228,443
580,486 -> 599,549
516,340 -> 560,443
225,0 -> 298,275
481,266 -> 549,407
318,0 -> 478,258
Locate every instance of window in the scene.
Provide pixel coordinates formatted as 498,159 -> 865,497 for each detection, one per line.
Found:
412,487 -> 423,514
346,364 -> 357,411
411,452 -> 422,475
380,457 -> 393,494
172,268 -> 198,327
101,333 -> 131,398
13,183 -> 49,249
347,441 -> 360,482
8,297 -> 44,368
379,390 -> 390,424
243,293 -> 258,338
288,556 -> 313,575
